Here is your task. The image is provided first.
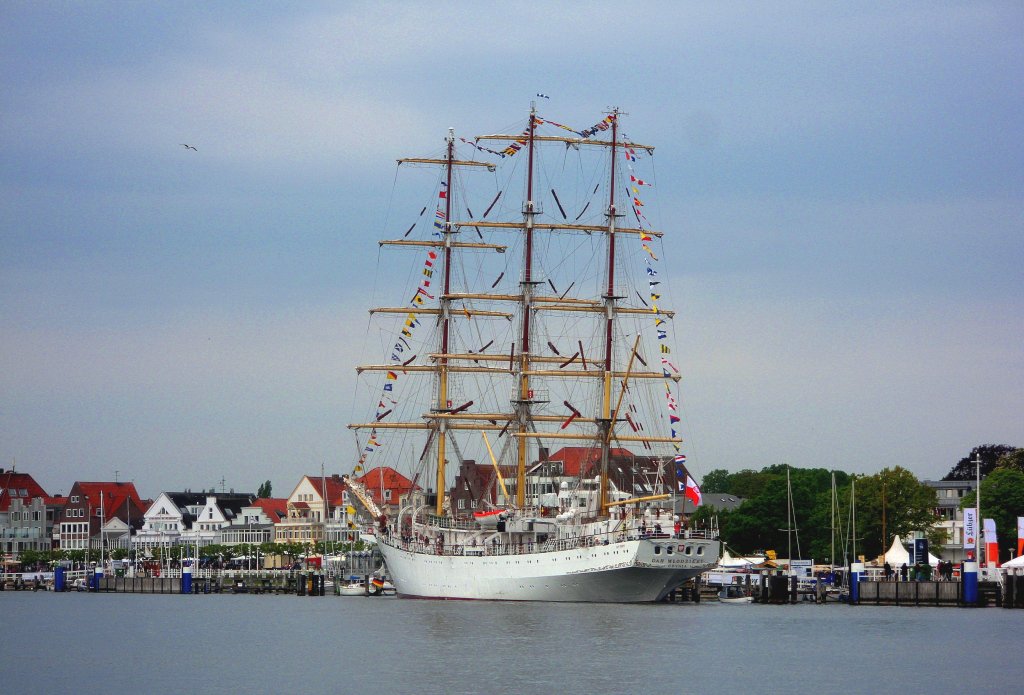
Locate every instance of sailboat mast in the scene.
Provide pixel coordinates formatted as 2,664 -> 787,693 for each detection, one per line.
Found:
786,466 -> 792,564
598,108 -> 620,516
830,472 -> 836,570
435,128 -> 456,516
851,477 -> 857,563
515,104 -> 539,508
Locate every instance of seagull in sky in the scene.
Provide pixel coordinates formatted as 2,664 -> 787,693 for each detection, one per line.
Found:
180,143 -> 197,151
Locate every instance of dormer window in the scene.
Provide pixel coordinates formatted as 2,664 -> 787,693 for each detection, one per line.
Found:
71,496 -> 80,503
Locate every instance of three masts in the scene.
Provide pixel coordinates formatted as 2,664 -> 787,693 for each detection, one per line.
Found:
346,105 -> 716,600
351,105 -> 679,516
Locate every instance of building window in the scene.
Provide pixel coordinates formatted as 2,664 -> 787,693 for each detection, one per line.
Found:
457,499 -> 465,510
384,490 -> 392,501
71,496 -> 80,503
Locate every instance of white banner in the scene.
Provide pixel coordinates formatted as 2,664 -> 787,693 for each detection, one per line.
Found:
963,508 -> 978,551
1018,516 -> 1024,540
983,518 -> 997,544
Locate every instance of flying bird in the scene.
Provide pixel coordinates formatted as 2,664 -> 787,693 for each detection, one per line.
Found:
180,144 -> 197,151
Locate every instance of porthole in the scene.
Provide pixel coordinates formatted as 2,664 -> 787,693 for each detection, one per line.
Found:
685,546 -> 692,555
696,546 -> 704,556
654,545 -> 661,554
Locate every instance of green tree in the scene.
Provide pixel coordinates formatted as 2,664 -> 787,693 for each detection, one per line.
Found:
699,469 -> 731,494
713,465 -> 840,560
961,468 -> 1024,562
257,480 -> 273,498
19,549 -> 43,566
996,449 -> 1024,474
854,467 -> 939,560
942,444 -> 1018,481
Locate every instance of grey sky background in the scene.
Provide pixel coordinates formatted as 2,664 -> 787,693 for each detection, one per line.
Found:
2,2 -> 1021,497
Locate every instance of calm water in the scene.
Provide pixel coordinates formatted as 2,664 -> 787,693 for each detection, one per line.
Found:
4,592 -> 1020,694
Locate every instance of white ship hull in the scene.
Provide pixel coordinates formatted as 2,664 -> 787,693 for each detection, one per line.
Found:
378,535 -> 719,602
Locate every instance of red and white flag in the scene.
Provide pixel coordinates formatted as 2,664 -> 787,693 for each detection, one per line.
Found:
684,475 -> 702,507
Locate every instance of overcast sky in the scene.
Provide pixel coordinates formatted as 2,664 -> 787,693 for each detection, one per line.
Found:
2,2 -> 1021,497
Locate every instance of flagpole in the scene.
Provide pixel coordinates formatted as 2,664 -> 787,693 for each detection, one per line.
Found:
975,452 -> 982,566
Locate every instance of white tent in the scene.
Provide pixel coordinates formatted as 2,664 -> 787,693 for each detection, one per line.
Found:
884,535 -> 940,567
1001,554 -> 1024,569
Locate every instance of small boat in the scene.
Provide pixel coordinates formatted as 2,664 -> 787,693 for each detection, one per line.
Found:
338,576 -> 367,596
717,585 -> 753,604
472,509 -> 506,528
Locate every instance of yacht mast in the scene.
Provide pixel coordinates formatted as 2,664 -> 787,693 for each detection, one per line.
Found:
435,128 -> 456,515
514,104 -> 539,508
599,108 -> 620,516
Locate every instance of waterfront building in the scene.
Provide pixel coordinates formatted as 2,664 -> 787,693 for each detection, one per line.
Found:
220,498 -> 287,546
1,469 -> 64,558
502,446 -> 692,514
449,460 -> 514,516
355,467 -> 417,518
924,479 -> 978,563
180,493 -> 255,547
54,481 -> 145,551
276,475 -> 354,546
2,494 -> 66,558
135,491 -> 254,550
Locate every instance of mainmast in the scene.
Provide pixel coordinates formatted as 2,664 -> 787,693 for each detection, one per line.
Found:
599,108 -> 621,516
435,128 -> 455,516
514,104 -> 539,508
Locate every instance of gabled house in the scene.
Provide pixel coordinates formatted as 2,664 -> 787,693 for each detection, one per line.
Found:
1,469 -> 63,558
449,460 -> 515,518
134,492 -> 208,549
0,469 -> 49,514
54,481 -> 145,551
221,498 -> 287,545
180,493 -> 255,546
135,491 -> 254,549
356,467 -> 417,517
276,475 -> 353,546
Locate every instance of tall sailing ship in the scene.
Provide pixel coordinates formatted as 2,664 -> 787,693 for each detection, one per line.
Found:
346,103 -> 719,602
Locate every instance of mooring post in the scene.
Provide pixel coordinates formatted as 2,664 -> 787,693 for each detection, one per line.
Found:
962,561 -> 978,606
850,562 -> 863,605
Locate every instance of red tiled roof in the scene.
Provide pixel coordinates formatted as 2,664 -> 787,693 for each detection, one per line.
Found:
0,470 -> 49,511
253,497 -> 287,522
356,467 -> 418,505
304,476 -> 348,506
67,481 -> 143,516
546,447 -> 635,476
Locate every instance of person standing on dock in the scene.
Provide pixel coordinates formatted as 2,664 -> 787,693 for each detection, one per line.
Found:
884,561 -> 893,581
900,563 -> 908,581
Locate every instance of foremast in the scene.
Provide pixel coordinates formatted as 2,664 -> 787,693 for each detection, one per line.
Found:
435,128 -> 456,515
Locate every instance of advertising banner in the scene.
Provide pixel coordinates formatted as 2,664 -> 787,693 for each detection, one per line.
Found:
1018,516 -> 1023,558
914,538 -> 929,565
963,508 -> 978,561
983,518 -> 999,568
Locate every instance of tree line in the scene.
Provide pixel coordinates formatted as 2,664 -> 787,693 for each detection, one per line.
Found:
696,444 -> 1022,564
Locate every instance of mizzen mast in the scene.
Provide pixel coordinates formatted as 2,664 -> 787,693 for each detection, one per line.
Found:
599,107 -> 622,516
